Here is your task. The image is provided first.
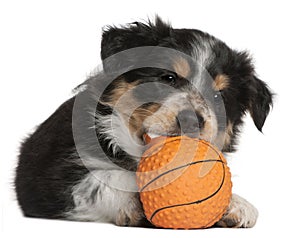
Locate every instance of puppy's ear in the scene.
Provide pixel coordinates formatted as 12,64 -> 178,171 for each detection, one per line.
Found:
100,16 -> 172,72
248,76 -> 273,132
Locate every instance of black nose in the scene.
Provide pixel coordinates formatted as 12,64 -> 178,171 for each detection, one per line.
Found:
176,109 -> 204,134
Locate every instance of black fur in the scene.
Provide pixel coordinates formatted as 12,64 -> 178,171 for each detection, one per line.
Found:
15,97 -> 89,218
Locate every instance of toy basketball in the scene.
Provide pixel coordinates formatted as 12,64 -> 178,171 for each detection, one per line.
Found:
136,135 -> 232,229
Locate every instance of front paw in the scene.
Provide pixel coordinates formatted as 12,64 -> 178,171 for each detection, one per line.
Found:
216,194 -> 258,228
116,193 -> 151,227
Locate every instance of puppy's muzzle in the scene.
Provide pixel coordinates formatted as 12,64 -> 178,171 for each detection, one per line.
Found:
176,109 -> 204,135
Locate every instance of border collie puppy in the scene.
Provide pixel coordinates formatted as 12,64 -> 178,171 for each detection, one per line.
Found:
15,17 -> 272,228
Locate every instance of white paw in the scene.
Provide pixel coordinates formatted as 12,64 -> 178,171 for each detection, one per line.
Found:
115,193 -> 145,226
216,194 -> 258,228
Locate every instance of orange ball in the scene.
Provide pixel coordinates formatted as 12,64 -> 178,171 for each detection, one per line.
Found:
136,136 -> 232,229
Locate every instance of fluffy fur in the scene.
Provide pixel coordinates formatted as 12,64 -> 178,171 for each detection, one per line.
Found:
15,17 -> 272,227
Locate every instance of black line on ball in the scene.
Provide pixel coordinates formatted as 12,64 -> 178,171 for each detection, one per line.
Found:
139,159 -> 223,192
140,139 -> 224,193
149,160 -> 226,223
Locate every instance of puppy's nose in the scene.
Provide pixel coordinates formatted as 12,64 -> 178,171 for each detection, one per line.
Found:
176,109 -> 204,134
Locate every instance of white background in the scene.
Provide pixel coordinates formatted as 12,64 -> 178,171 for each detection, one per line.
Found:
1,0 -> 300,237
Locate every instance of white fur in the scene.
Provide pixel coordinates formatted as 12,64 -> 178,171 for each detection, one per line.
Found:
66,169 -> 141,223
217,194 -> 259,228
191,34 -> 216,90
95,111 -> 144,158
143,91 -> 218,143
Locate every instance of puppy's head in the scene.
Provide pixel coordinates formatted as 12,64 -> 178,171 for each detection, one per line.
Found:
97,17 -> 273,156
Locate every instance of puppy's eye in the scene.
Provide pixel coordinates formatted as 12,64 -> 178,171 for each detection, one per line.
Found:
161,73 -> 177,82
213,92 -> 223,105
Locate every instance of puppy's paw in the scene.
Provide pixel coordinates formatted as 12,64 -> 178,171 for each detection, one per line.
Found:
216,194 -> 258,228
115,194 -> 145,227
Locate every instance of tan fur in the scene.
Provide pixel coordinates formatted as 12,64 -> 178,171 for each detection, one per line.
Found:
128,103 -> 161,136
173,57 -> 190,78
224,121 -> 233,146
213,74 -> 229,91
143,107 -> 178,134
103,78 -> 139,106
104,79 -> 163,137
199,117 -> 217,143
214,121 -> 233,150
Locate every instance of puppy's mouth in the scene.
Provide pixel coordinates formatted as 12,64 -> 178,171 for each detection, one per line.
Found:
142,131 -> 201,144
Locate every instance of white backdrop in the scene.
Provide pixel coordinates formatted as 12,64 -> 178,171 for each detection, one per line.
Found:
1,0 -> 300,237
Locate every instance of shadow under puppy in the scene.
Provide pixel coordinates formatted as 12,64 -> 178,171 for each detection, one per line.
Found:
15,17 -> 272,228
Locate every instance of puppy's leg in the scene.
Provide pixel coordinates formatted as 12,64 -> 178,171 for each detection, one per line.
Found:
66,170 -> 148,226
216,194 -> 258,228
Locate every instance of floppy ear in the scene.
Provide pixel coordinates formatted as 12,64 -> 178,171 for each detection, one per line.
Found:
248,76 -> 273,132
100,16 -> 172,72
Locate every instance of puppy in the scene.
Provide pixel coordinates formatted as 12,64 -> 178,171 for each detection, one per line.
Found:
15,17 -> 272,228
